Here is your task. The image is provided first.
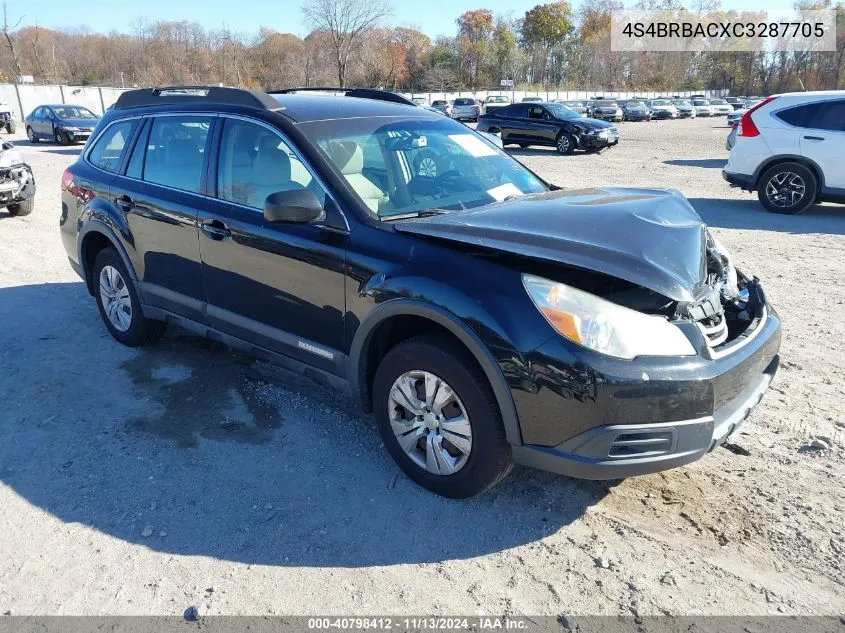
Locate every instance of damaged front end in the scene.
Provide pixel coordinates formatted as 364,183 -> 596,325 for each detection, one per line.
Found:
0,140 -> 36,208
673,230 -> 768,358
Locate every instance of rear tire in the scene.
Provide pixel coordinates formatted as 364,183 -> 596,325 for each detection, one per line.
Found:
5,199 -> 33,216
372,335 -> 513,498
757,162 -> 817,215
6,120 -> 15,133
92,248 -> 167,347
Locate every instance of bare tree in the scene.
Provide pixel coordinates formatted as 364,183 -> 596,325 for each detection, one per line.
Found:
301,0 -> 392,87
2,3 -> 23,79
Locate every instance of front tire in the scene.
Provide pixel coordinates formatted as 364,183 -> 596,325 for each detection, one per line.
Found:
556,132 -> 575,155
372,335 -> 513,498
5,199 -> 33,216
757,162 -> 817,215
92,248 -> 167,347
26,126 -> 38,143
56,130 -> 69,145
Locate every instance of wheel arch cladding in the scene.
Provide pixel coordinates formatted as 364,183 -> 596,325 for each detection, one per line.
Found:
349,300 -> 523,446
755,155 -> 824,191
79,223 -> 137,295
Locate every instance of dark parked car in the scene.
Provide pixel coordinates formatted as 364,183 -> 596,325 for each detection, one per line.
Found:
620,100 -> 651,121
0,139 -> 35,216
61,86 -> 780,498
25,104 -> 100,145
477,102 -> 619,154
725,97 -> 745,110
590,100 -> 624,122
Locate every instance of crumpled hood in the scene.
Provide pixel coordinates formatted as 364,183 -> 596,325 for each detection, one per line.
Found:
394,188 -> 708,302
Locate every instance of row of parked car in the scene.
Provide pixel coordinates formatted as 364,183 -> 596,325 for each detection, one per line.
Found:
414,94 -> 764,123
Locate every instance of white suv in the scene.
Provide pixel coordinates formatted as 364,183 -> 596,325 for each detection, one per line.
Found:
723,91 -> 845,214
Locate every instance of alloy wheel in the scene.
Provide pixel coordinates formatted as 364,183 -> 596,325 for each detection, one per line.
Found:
765,171 -> 806,208
27,127 -> 35,142
99,265 -> 133,332
557,136 -> 570,153
388,370 -> 472,475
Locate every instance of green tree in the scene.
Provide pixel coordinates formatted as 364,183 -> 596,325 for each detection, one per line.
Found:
521,2 -> 573,86
456,9 -> 493,87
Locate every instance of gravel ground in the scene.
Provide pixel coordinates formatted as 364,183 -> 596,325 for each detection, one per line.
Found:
0,117 -> 843,616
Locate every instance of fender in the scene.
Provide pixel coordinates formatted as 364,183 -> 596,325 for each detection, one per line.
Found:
751,154 -> 826,191
77,219 -> 138,292
349,298 -> 524,447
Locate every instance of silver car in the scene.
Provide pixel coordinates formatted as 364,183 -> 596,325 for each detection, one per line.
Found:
452,97 -> 482,121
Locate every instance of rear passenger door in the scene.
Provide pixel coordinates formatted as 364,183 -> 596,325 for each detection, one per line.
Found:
198,116 -> 348,373
796,99 -> 845,192
110,114 -> 212,323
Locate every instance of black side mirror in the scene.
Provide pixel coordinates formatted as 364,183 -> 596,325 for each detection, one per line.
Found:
263,189 -> 325,224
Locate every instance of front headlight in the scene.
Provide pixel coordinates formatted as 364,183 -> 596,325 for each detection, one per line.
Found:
60,126 -> 80,131
522,274 -> 696,360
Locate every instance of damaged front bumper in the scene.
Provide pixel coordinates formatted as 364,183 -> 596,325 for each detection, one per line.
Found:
0,163 -> 36,207
510,284 -> 782,479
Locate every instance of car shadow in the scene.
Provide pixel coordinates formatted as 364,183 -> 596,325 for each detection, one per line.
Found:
664,159 -> 727,169
0,281 -> 609,568
43,147 -> 83,156
688,197 -> 845,235
508,147 -> 597,158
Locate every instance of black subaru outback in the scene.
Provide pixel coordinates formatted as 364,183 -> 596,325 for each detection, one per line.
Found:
60,86 -> 781,498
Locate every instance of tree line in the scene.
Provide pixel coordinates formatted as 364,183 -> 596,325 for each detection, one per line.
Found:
0,0 -> 843,95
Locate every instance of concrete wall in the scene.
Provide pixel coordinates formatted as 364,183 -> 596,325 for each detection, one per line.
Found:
0,84 -> 122,121
403,89 -> 728,103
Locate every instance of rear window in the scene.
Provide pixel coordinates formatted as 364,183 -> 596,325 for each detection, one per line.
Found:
454,98 -> 475,106
432,101 -> 447,106
143,116 -> 212,194
88,120 -> 137,173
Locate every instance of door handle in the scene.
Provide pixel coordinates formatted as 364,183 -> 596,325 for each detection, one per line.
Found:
115,194 -> 135,211
200,219 -> 232,241
803,135 -> 825,141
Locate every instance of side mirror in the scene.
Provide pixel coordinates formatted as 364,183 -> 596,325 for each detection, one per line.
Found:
263,189 -> 325,224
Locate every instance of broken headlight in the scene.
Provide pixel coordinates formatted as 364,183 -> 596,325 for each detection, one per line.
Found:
522,274 -> 696,360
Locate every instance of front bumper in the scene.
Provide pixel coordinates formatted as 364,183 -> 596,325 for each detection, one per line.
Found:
651,111 -> 676,119
0,164 -> 35,206
511,291 -> 781,479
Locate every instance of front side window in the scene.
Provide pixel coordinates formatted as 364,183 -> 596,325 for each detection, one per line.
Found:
88,120 -> 137,173
299,115 -> 547,218
216,118 -> 324,210
143,116 -> 211,194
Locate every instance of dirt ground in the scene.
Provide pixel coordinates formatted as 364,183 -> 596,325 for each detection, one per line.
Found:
0,116 -> 842,616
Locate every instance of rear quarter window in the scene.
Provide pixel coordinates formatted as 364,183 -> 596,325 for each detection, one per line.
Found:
87,120 -> 138,173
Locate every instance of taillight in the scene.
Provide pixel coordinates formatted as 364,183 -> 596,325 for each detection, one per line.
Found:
61,168 -> 74,191
737,96 -> 776,137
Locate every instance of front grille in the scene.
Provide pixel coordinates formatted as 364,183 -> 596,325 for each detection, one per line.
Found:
696,313 -> 729,347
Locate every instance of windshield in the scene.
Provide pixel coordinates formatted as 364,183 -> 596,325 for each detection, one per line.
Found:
694,100 -> 710,105
432,101 -> 447,106
625,101 -> 645,108
485,96 -> 508,103
672,99 -> 691,106
454,98 -> 475,106
563,101 -> 583,108
299,116 -> 547,218
650,100 -> 671,106
52,106 -> 97,119
545,103 -> 581,119
596,100 -> 617,107
710,99 -> 727,105
412,98 -> 427,105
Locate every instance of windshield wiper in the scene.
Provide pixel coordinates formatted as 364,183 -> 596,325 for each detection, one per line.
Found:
380,209 -> 450,221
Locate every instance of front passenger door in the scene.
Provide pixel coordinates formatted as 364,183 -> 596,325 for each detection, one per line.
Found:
198,117 -> 348,373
